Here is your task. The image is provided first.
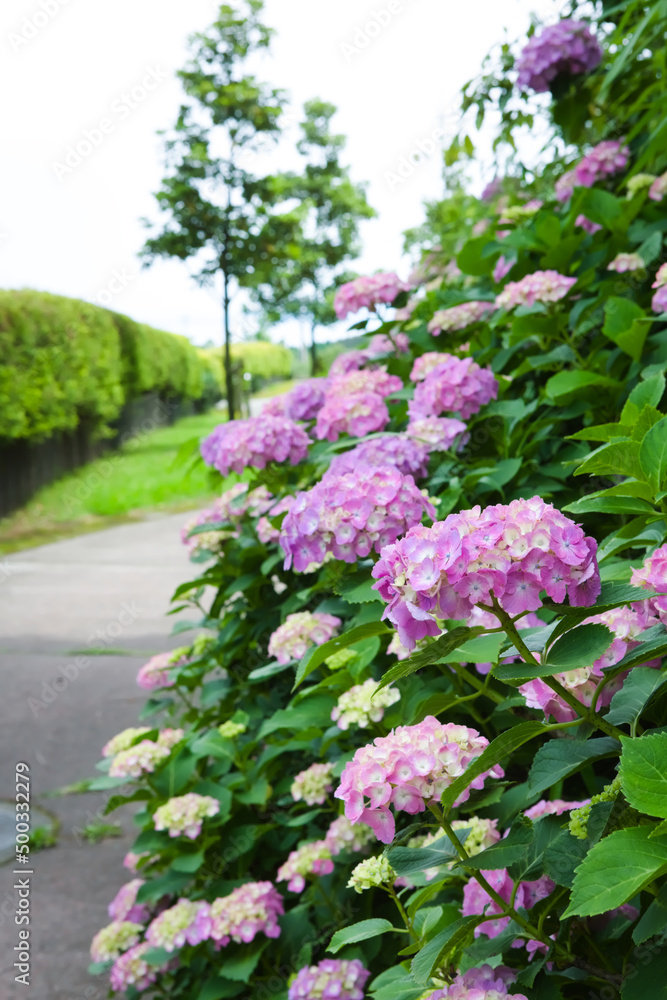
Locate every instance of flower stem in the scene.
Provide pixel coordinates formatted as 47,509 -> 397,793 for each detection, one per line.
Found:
385,885 -> 418,940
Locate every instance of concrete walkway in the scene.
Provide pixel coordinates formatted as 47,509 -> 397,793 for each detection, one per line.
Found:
0,514 -> 196,999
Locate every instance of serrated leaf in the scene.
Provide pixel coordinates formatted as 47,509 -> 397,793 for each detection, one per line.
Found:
376,627 -> 484,691
603,298 -> 650,360
410,916 -> 481,983
632,884 -> 667,944
387,836 -> 465,876
328,919 -> 399,954
639,416 -> 667,492
337,573 -> 383,604
494,624 -> 614,683
564,826 -> 667,918
606,668 -> 667,727
573,440 -> 645,482
619,732 -> 667,819
527,737 -> 620,796
441,722 -> 547,811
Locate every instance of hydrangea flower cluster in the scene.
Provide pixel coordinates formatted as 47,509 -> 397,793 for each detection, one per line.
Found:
90,920 -> 142,962
335,717 -> 504,843
424,968 -> 524,1000
576,214 -> 603,235
651,266 -> 667,314
347,854 -> 397,892
325,368 -> 404,399
108,879 -> 150,923
326,435 -> 431,480
277,841 -> 334,892
427,301 -> 495,334
136,649 -> 188,691
575,140 -> 629,187
408,356 -> 498,421
208,882 -> 283,946
218,719 -> 247,739
146,899 -> 212,951
407,416 -> 469,452
516,19 -> 602,92
201,416 -> 311,476
334,273 -> 408,319
493,255 -> 514,283
265,379 -> 330,422
123,851 -> 149,872
288,959 -> 370,1000
102,726 -> 150,758
328,350 -> 367,377
323,814 -> 377,855
314,391 -> 390,441
555,168 -> 578,203
520,605 -> 658,723
110,942 -> 170,993
280,465 -> 436,573
411,353 -> 452,381
291,762 -> 335,805
372,497 -> 601,649
499,200 -> 543,223
649,171 -> 667,202
256,494 -> 296,545
607,252 -> 644,273
366,332 -> 410,355
387,632 -> 430,661
525,798 -> 590,820
153,793 -> 220,839
108,731 -> 180,779
631,542 -> 667,621
268,612 -> 342,664
496,270 -> 577,309
181,484 -> 275,555
462,869 -> 555,940
331,678 -> 401,730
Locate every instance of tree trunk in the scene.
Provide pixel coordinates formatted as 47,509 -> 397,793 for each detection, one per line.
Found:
223,270 -> 235,420
310,320 -> 319,377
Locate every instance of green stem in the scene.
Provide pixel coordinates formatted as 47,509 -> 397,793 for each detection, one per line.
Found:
385,885 -> 418,941
481,598 -> 626,742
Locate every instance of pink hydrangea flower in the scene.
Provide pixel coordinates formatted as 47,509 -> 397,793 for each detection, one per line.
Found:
407,416 -> 469,452
428,301 -> 495,334
288,959 -> 370,1000
496,270 -> 577,309
268,612 -> 342,664
652,286 -> 667,314
462,867 -> 555,939
366,332 -> 410,355
408,355 -> 498,421
575,140 -> 629,187
291,762 -> 335,805
372,497 -> 600,649
323,814 -> 377,855
328,350 -> 367,376
276,841 -> 334,892
153,793 -> 220,839
108,739 -> 171,779
555,168 -> 578,203
326,435 -> 431,480
334,717 -> 504,844
516,19 -> 602,93
256,494 -> 296,545
110,942 -> 169,993
525,798 -> 590,820
280,379 -> 330,422
649,172 -> 667,202
90,920 -> 143,963
208,882 -> 283,947
102,727 -> 151,758
315,391 -> 390,441
123,851 -> 150,872
201,416 -> 310,476
653,263 -> 667,288
424,966 -> 520,1000
334,273 -> 409,319
493,255 -> 514,283
608,252 -> 645,273
136,650 -> 188,691
280,465 -> 436,572
327,367 -> 403,399
576,214 -> 603,234
108,879 -> 150,924
146,899 -> 212,951
520,605 -> 659,722
411,353 -> 453,382
632,543 -> 667,620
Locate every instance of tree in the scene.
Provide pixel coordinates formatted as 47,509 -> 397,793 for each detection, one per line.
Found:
140,0 -> 305,418
248,100 -> 375,375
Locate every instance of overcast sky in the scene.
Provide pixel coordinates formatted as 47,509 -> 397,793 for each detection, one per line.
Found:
1,0 -> 562,350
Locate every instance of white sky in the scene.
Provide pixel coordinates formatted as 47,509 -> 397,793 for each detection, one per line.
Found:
1,0 -> 562,350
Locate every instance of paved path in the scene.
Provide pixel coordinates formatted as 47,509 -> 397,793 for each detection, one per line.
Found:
0,514 -> 195,1000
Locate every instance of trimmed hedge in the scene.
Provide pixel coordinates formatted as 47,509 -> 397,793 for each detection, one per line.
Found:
0,290 -> 221,441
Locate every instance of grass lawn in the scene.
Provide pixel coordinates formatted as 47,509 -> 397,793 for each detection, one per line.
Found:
0,411 -> 229,554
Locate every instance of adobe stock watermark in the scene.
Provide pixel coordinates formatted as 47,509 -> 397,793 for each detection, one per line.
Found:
96,266 -> 136,306
340,0 -> 421,63
8,0 -> 74,53
27,601 -> 143,717
51,66 -> 168,181
385,126 -> 446,191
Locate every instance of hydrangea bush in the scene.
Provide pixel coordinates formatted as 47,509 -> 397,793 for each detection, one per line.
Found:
82,5 -> 667,999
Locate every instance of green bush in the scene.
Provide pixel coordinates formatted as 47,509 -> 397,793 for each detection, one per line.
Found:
0,290 -> 222,441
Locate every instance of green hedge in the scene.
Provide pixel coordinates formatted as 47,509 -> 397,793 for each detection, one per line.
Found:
0,290 -> 221,441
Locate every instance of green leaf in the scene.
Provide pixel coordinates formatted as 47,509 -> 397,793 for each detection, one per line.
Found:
626,372 -> 666,412
563,495 -> 655,517
572,186 -> 623,226
328,919 -> 399,954
528,737 -> 620,797
387,837 -> 464,876
545,370 -> 619,405
446,633 -> 504,664
606,668 -> 667,727
543,801 -> 614,888
136,871 -> 192,902
143,946 -> 172,967
568,422 -> 633,442
639,416 -> 667,492
564,826 -> 667,917
494,624 -> 613,683
621,941 -> 667,999
607,625 -> 667,672
376,627 -> 485,691
573,440 -> 645,482
197,980 -> 244,1000
619,732 -> 667,819
258,695 -> 333,737
632,884 -> 667,944
410,917 -> 480,984
456,237 -> 495,276
456,822 -> 534,871
294,622 -> 390,689
603,298 -> 651,361
171,850 -> 205,873
218,941 -> 267,982
441,722 -> 547,811
337,573 -> 383,604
